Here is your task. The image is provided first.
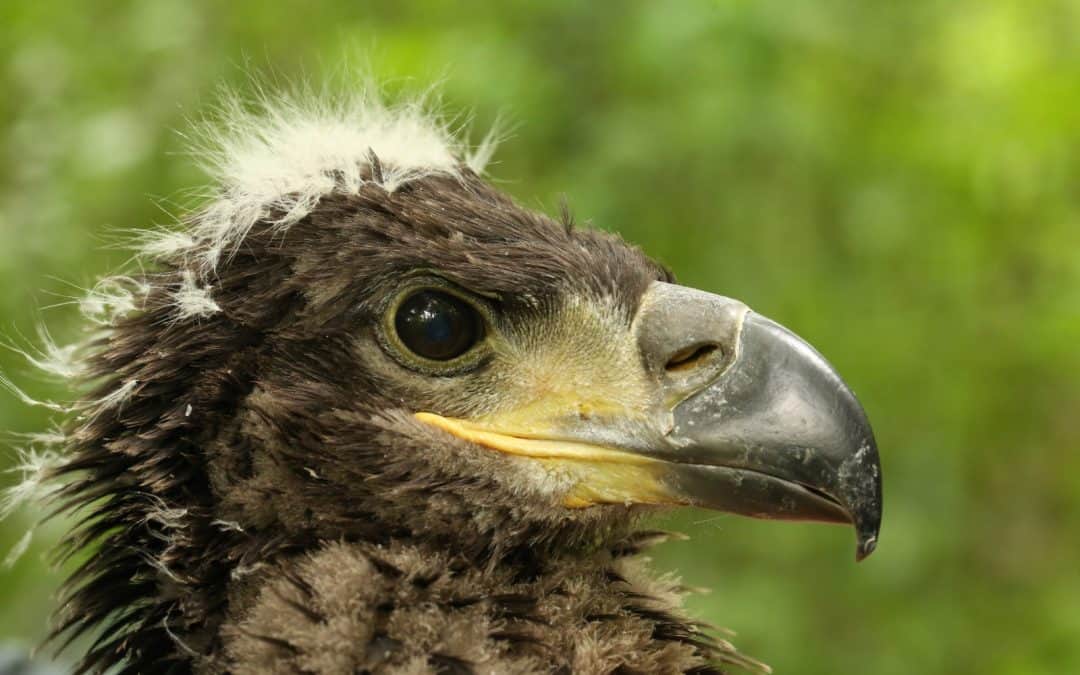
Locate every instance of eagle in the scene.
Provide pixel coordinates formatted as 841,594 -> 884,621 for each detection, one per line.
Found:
2,87 -> 882,675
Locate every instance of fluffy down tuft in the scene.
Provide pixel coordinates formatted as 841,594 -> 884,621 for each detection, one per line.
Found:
181,85 -> 498,270
173,270 -> 221,321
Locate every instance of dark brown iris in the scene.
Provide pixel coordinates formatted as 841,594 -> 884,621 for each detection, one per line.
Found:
394,290 -> 482,361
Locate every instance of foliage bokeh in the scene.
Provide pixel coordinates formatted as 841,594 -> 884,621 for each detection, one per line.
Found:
1,1 -> 1078,673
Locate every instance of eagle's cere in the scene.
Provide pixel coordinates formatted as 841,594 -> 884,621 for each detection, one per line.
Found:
1,83 -> 882,675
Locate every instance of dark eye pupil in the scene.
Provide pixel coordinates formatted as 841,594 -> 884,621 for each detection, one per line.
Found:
394,290 -> 481,361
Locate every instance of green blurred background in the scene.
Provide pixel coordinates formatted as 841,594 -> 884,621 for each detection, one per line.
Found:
1,1 -> 1078,673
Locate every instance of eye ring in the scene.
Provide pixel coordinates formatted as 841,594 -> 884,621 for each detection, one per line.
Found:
380,281 -> 492,375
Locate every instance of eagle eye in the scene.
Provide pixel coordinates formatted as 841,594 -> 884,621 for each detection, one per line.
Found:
393,290 -> 483,362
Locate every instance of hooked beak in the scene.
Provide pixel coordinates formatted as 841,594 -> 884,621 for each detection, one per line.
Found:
417,281 -> 883,561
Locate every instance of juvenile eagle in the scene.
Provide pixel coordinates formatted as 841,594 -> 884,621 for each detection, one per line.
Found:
4,88 -> 881,674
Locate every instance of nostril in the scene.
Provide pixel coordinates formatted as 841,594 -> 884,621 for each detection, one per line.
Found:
665,342 -> 722,373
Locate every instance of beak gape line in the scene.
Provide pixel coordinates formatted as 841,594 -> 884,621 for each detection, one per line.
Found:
419,281 -> 883,561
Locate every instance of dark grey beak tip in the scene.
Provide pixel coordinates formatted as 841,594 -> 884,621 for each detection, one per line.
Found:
840,412 -> 883,562
853,475 -> 883,562
853,468 -> 882,561
744,312 -> 884,562
856,477 -> 883,562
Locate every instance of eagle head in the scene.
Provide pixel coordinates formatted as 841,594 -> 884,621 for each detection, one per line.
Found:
7,88 -> 882,672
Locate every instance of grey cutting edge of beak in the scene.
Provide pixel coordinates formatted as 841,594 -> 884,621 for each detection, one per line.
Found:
636,282 -> 883,561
